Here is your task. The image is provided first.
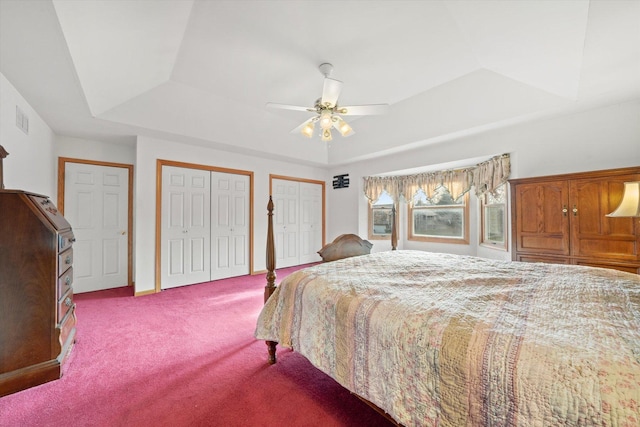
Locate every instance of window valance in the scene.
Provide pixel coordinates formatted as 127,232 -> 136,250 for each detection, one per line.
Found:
363,153 -> 510,204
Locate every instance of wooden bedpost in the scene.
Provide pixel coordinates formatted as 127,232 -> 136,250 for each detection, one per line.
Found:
265,196 -> 278,364
265,196 -> 277,302
391,203 -> 397,250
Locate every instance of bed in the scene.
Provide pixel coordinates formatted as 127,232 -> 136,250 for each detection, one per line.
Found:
255,198 -> 640,427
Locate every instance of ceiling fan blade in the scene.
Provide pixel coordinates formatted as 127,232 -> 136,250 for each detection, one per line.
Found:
266,102 -> 314,112
337,104 -> 390,116
321,78 -> 342,108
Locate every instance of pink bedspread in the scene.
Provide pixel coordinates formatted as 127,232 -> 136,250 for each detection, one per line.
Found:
255,250 -> 640,426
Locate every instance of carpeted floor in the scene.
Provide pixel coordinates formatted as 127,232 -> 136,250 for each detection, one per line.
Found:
0,266 -> 394,426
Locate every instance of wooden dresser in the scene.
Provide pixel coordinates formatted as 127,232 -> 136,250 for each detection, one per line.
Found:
510,167 -> 640,274
0,190 -> 77,396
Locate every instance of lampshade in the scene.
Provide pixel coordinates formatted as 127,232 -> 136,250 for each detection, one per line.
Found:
607,181 -> 640,217
319,110 -> 333,130
336,118 -> 353,137
301,122 -> 314,138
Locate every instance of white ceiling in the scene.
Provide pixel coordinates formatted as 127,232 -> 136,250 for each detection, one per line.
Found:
1,0 -> 638,167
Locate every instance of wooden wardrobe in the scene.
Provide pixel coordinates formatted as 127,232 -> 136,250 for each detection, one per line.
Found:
0,190 -> 76,396
510,167 -> 640,274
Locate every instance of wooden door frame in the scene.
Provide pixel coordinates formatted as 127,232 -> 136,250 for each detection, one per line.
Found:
156,160 -> 254,293
269,174 -> 326,251
57,157 -> 134,288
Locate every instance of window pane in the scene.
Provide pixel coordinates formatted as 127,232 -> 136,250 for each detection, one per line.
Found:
374,191 -> 394,205
368,190 -> 395,240
413,207 -> 464,238
372,206 -> 393,235
486,185 -> 506,204
480,184 -> 507,250
484,205 -> 505,243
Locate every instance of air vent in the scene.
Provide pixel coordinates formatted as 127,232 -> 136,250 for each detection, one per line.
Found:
16,105 -> 29,135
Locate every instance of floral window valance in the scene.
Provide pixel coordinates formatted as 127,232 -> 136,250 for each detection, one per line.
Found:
363,153 -> 510,204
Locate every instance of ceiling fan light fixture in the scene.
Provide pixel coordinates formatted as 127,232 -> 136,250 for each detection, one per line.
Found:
266,63 -> 389,142
301,122 -> 315,138
337,118 -> 353,137
319,110 -> 333,130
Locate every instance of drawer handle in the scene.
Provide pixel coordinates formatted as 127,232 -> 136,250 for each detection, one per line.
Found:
65,256 -> 72,264
65,276 -> 71,285
65,297 -> 72,307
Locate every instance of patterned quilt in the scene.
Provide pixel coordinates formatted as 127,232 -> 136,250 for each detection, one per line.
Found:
254,250 -> 640,427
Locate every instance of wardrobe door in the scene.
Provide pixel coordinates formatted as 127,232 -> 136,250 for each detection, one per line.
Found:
161,166 -> 211,289
210,172 -> 250,280
570,173 -> 640,262
513,180 -> 570,257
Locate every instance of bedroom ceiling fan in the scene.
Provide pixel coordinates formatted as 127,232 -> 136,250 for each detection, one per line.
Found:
266,63 -> 389,142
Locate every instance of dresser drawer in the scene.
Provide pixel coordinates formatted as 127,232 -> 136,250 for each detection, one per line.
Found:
58,267 -> 73,297
58,248 -> 73,276
58,289 -> 74,322
59,307 -> 77,350
58,230 -> 75,252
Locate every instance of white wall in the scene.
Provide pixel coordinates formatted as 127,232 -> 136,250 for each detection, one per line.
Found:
55,135 -> 135,165
328,99 -> 640,261
134,136 -> 329,295
0,72 -> 56,196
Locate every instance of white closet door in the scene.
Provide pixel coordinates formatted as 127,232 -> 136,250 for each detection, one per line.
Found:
161,166 -> 211,289
64,162 -> 129,293
210,172 -> 250,280
299,182 -> 322,264
272,179 -> 300,268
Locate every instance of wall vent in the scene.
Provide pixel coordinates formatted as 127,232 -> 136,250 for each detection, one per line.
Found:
16,105 -> 29,135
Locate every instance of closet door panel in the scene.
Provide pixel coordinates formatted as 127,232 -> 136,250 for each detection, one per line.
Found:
161,166 -> 211,289
299,182 -> 322,264
211,172 -> 249,280
272,179 -> 300,268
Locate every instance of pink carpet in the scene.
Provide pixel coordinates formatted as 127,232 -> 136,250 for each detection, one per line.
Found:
0,266 -> 394,426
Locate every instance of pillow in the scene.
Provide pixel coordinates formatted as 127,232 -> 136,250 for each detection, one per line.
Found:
317,234 -> 373,262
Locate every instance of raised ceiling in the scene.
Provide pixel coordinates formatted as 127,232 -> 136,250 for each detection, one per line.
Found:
1,0 -> 638,167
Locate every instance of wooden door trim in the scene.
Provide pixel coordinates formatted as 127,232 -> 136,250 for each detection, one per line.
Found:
156,159 -> 255,293
57,157 -> 134,288
269,174 -> 326,250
